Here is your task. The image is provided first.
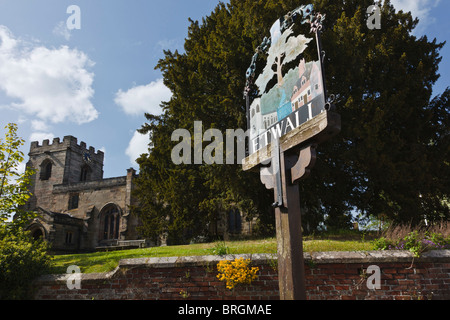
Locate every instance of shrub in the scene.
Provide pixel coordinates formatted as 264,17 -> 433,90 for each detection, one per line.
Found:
216,258 -> 259,290
373,223 -> 450,257
0,226 -> 53,300
372,237 -> 393,251
210,241 -> 230,256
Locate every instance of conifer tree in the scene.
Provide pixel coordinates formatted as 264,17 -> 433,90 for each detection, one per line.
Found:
133,0 -> 449,243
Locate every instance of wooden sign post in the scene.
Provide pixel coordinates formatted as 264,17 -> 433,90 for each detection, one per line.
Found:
243,5 -> 341,300
262,144 -> 316,300
245,112 -> 340,300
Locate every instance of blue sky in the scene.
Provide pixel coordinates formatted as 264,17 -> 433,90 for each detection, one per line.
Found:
0,0 -> 449,179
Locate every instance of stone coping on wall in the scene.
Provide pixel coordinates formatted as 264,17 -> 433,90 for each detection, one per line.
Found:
36,250 -> 450,284
52,176 -> 127,194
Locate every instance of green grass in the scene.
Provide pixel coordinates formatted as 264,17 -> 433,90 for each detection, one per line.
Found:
50,237 -> 374,274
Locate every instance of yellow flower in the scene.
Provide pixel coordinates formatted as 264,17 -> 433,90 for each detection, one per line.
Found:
216,258 -> 260,290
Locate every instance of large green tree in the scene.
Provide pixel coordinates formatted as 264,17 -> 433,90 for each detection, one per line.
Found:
314,1 -> 449,226
133,0 -> 449,243
0,123 -> 35,228
0,123 -> 52,300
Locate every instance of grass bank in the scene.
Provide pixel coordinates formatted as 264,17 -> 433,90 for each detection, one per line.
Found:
50,237 -> 374,274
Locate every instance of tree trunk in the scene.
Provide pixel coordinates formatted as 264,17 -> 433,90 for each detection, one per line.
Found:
276,54 -> 284,87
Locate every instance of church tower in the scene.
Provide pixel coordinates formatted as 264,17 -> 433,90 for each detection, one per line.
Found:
25,136 -> 104,212
24,136 -> 142,253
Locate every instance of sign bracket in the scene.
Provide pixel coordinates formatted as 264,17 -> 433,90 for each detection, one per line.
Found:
272,138 -> 283,208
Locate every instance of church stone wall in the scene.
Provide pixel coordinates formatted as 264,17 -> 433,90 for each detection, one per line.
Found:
51,177 -> 127,217
24,136 -> 140,253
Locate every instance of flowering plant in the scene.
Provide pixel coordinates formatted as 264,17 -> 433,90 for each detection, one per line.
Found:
216,258 -> 259,290
373,230 -> 449,257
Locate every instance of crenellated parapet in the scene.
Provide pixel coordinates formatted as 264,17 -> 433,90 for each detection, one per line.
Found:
29,136 -> 104,163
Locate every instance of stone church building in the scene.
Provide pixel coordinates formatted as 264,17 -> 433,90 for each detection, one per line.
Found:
23,136 -> 141,253
22,135 -> 258,253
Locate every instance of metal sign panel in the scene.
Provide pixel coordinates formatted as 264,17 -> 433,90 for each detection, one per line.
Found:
245,5 -> 328,157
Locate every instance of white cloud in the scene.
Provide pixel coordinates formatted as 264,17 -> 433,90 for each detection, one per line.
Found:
29,120 -> 55,146
31,120 -> 50,132
391,0 -> 441,32
126,131 -> 149,168
29,132 -> 55,144
16,161 -> 26,175
114,78 -> 172,116
0,25 -> 98,124
53,21 -> 72,41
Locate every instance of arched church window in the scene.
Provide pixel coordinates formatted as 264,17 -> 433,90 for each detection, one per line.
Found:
80,165 -> 91,182
101,204 -> 121,240
40,160 -> 53,181
32,229 -> 44,240
27,224 -> 46,241
228,209 -> 242,234
68,194 -> 79,210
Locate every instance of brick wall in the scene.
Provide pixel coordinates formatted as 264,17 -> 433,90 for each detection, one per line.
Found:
34,250 -> 450,300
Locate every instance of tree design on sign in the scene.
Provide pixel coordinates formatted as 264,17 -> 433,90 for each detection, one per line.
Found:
255,25 -> 312,93
246,4 -> 328,155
